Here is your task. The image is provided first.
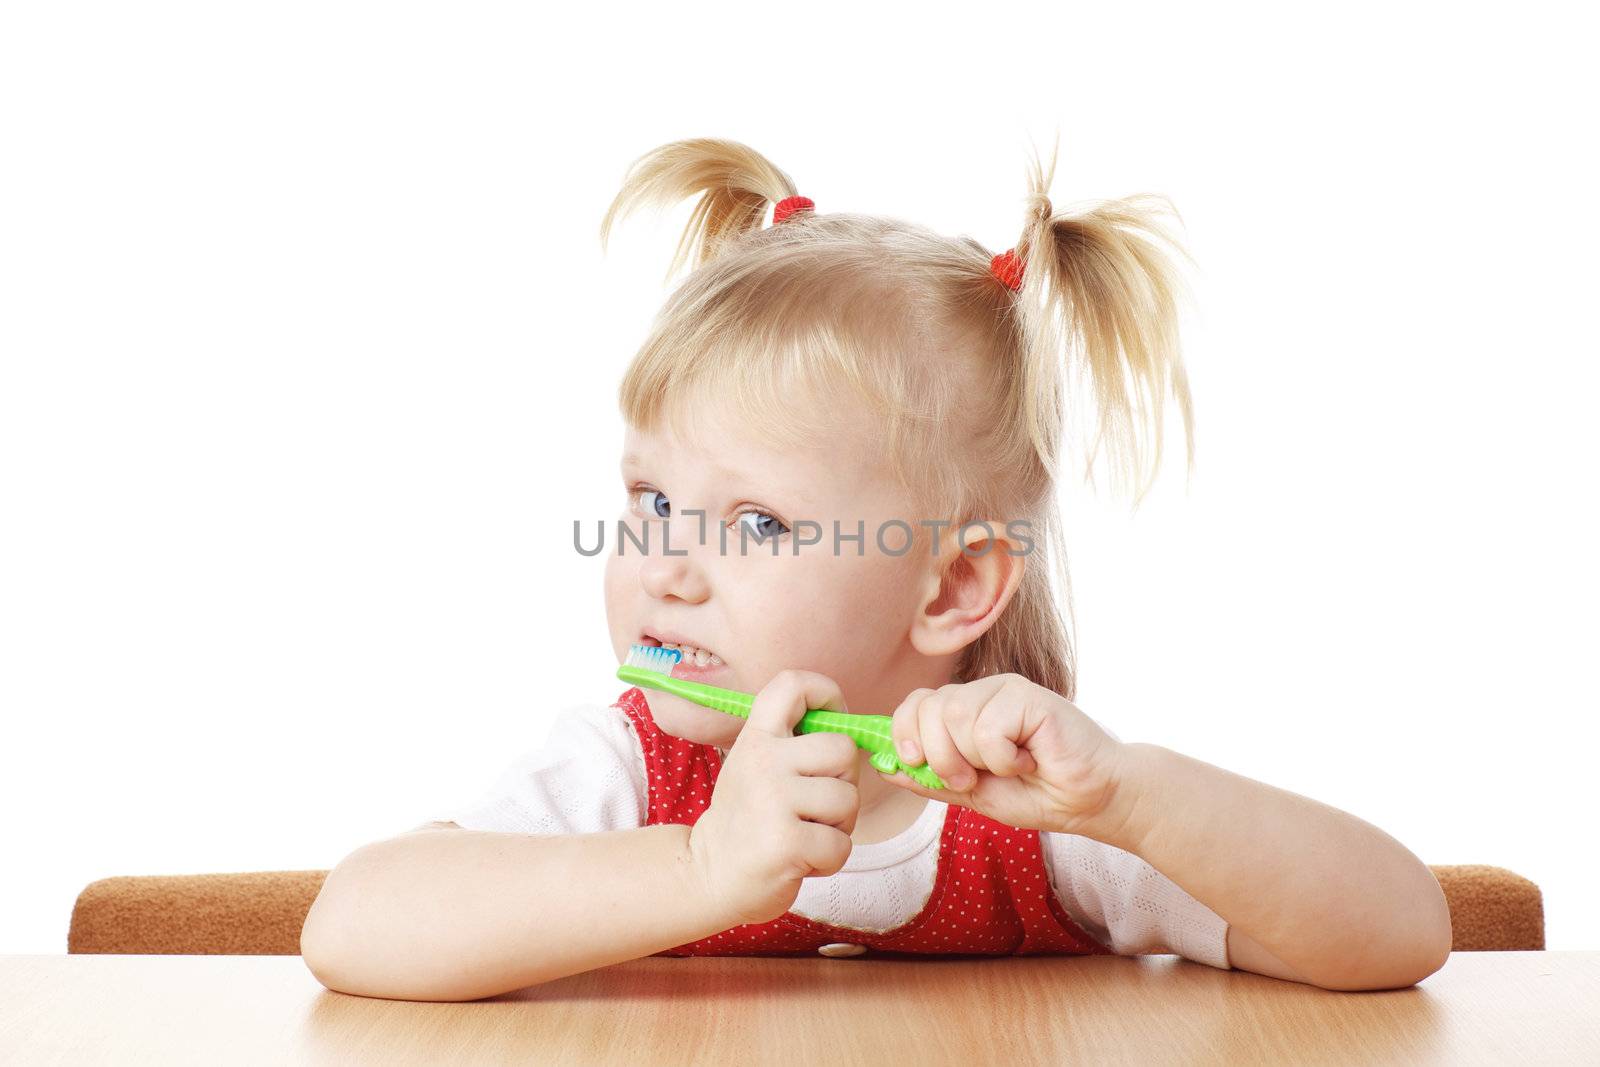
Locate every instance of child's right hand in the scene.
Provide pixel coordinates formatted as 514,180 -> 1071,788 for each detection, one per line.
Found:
687,669 -> 860,928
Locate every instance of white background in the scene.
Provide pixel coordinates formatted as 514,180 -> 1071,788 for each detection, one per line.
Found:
2,2 -> 1595,956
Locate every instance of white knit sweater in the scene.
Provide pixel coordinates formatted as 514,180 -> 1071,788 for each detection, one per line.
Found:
430,702 -> 1231,969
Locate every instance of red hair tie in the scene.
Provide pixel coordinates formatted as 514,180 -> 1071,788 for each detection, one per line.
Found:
773,195 -> 814,224
990,248 -> 1024,292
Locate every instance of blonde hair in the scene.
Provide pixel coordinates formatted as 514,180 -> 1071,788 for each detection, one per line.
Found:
599,136 -> 1196,701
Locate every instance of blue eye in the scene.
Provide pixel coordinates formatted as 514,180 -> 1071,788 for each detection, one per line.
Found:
632,488 -> 670,518
737,510 -> 789,542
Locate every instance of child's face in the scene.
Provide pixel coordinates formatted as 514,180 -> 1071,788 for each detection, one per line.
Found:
604,410 -> 946,749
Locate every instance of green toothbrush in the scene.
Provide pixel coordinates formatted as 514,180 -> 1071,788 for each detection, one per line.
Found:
618,643 -> 948,790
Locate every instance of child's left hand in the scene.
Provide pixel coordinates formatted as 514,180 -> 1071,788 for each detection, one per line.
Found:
878,674 -> 1129,839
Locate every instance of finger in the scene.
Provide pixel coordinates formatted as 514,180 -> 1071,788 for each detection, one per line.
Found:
790,730 -> 861,785
790,774 -> 859,836
906,678 -> 1011,775
937,682 -> 1006,773
876,768 -> 971,806
917,694 -> 978,791
888,688 -> 934,765
747,669 -> 846,739
798,821 -> 854,878
971,698 -> 1036,777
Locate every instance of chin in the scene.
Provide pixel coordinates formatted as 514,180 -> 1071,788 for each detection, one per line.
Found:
645,690 -> 742,750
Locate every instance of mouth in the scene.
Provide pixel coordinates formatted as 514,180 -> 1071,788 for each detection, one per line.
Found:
639,632 -> 726,670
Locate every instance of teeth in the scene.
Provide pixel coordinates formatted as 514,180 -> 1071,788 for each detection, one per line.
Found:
659,641 -> 723,667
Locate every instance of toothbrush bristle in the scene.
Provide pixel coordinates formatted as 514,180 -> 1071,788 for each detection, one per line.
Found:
625,643 -> 682,674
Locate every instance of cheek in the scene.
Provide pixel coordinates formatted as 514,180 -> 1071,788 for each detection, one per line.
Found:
744,554 -> 916,670
837,560 -> 920,658
602,553 -> 639,644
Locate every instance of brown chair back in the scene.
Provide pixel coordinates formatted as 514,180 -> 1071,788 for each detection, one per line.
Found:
67,864 -> 1544,956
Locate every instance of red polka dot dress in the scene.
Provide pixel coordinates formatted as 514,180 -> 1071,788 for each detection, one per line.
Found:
615,686 -> 1113,959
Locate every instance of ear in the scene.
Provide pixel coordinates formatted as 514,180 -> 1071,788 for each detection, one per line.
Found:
909,521 -> 1027,658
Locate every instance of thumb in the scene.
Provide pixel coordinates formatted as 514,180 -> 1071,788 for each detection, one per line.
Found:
746,669 -> 847,739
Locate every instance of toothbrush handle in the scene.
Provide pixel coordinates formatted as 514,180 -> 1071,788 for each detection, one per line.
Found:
617,668 -> 947,790
797,710 -> 947,791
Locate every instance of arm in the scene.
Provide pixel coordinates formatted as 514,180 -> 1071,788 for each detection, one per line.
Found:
1093,744 -> 1452,990
300,822 -> 730,1001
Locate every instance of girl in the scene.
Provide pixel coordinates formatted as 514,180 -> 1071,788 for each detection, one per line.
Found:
301,137 -> 1452,1001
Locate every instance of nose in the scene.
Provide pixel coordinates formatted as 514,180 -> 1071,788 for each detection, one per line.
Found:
637,532 -> 711,604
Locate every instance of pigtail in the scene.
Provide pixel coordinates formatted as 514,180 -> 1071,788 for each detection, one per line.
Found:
599,138 -> 805,283
956,138 -> 1200,698
1011,134 -> 1197,508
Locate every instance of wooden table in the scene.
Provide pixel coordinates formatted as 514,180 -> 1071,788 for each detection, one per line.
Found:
2,952 -> 1596,1064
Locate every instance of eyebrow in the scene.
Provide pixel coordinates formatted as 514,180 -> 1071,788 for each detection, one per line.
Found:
620,452 -> 809,512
